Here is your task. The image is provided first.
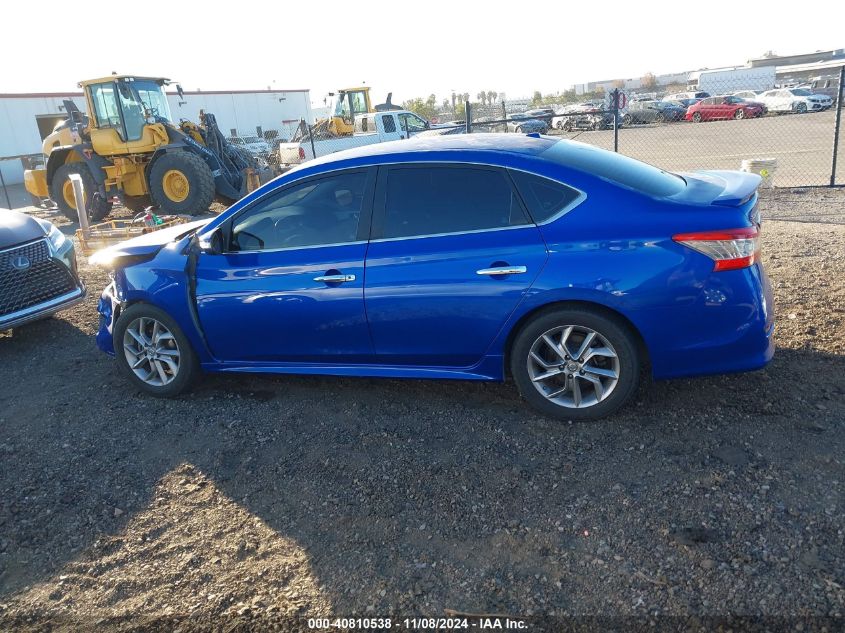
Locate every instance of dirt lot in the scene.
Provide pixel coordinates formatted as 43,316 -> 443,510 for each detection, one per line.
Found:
1,190 -> 844,629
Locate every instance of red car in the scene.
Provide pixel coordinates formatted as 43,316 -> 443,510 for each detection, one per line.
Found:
685,96 -> 764,122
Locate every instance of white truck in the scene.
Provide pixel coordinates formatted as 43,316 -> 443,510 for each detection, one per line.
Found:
278,110 -> 433,167
688,66 -> 776,95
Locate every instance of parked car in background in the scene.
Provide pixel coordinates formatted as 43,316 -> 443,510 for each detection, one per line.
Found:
662,91 -> 710,105
1,209 -> 84,330
229,135 -> 271,155
524,108 -> 556,125
801,76 -> 840,104
685,96 -> 764,122
756,88 -> 833,113
554,107 -> 621,132
507,113 -> 549,134
93,134 -> 773,421
732,90 -> 760,101
622,100 -> 686,125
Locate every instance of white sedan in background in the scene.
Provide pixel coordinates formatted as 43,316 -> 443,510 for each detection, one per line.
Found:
756,88 -> 833,113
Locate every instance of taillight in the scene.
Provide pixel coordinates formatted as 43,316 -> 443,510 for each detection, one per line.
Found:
672,227 -> 760,271
298,147 -> 306,160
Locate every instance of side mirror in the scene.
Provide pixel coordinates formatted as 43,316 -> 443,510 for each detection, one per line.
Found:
198,227 -> 223,255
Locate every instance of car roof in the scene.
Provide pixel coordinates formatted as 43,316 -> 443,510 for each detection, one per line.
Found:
306,134 -> 558,167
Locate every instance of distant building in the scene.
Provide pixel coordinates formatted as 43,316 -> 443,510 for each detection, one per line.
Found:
573,71 -> 690,95
749,49 -> 845,68
0,87 -> 311,185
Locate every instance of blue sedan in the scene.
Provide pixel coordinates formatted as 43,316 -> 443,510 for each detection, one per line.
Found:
94,135 -> 774,420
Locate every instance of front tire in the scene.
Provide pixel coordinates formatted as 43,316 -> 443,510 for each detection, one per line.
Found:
734,108 -> 745,120
692,112 -> 703,123
113,303 -> 200,397
795,102 -> 807,114
510,308 -> 641,421
149,151 -> 215,215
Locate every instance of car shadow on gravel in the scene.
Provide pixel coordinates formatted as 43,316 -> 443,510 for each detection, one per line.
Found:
1,343 -> 843,616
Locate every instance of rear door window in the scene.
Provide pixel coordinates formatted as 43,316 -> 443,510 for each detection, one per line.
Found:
380,166 -> 528,239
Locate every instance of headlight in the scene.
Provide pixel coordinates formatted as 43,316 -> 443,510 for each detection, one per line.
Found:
35,217 -> 69,252
47,223 -> 68,251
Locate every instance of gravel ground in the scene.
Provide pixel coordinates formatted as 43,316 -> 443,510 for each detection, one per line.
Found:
0,191 -> 843,629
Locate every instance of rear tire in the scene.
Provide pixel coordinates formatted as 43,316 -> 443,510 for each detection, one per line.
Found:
562,120 -> 573,132
113,303 -> 200,397
622,114 -> 633,126
149,151 -> 215,215
50,162 -> 112,223
510,308 -> 641,421
655,112 -> 666,123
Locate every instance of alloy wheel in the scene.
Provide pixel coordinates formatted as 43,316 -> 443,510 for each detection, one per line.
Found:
123,317 -> 181,386
526,325 -> 620,409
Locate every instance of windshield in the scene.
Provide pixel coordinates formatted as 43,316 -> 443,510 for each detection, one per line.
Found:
791,89 -> 812,96
243,136 -> 261,143
128,80 -> 172,122
543,140 -> 686,197
334,90 -> 368,118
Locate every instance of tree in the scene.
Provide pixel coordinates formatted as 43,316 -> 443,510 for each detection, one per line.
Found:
401,94 -> 438,121
477,91 -> 486,105
451,92 -> 457,109
532,90 -> 542,105
641,72 -> 658,90
462,92 -> 470,105
456,93 -> 464,105
442,99 -> 450,111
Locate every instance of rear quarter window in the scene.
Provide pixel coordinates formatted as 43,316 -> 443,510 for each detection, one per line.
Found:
510,170 -> 583,223
542,140 -> 686,197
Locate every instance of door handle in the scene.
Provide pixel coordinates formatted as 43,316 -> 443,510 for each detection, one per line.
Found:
314,274 -> 356,283
476,266 -> 527,276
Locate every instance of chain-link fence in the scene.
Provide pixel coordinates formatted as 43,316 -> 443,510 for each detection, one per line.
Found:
260,67 -> 843,189
462,66 -> 845,189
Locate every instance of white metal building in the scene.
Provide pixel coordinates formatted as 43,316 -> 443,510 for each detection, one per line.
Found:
0,88 -> 312,185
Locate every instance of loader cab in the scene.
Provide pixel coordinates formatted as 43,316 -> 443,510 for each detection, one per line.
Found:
81,76 -> 173,154
329,87 -> 372,135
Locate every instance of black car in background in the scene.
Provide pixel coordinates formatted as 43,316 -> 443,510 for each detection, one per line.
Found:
1,208 -> 84,330
623,100 -> 686,124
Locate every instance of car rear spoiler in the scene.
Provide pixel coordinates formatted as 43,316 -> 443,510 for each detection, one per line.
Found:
674,170 -> 762,207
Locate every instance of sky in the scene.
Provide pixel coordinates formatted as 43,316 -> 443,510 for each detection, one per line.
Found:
1,0 -> 843,108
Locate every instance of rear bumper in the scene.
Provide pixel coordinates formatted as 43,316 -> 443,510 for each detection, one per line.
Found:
1,285 -> 85,330
644,264 -> 775,380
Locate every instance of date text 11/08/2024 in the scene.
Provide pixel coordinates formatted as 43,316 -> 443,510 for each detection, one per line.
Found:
307,617 -> 529,629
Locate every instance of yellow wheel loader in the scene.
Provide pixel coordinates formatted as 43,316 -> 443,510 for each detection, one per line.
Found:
24,75 -> 263,221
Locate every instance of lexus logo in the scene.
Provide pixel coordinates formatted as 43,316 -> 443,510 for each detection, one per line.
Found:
10,255 -> 31,271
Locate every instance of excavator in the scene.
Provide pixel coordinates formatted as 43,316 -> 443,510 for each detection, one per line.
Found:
24,75 -> 265,221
